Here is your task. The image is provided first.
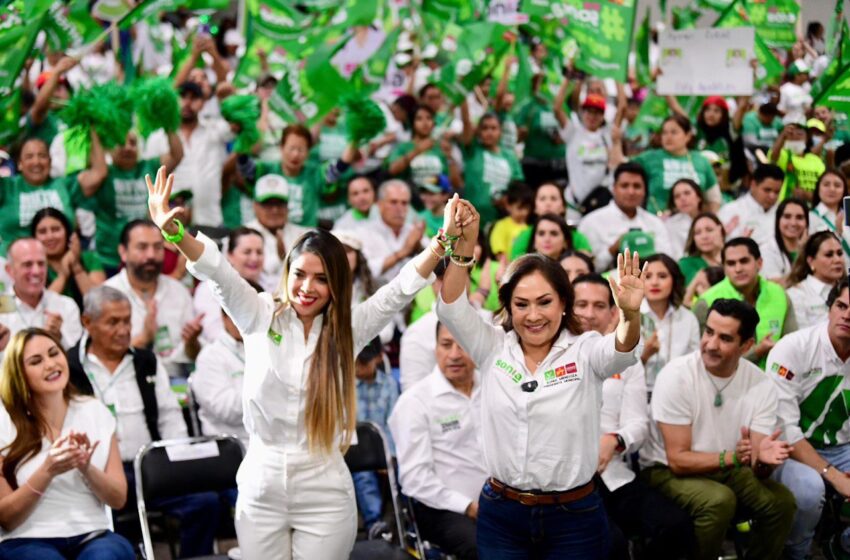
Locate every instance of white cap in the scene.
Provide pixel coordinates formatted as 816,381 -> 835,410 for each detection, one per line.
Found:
224,29 -> 244,47
254,175 -> 289,203
332,230 -> 363,251
422,44 -> 439,59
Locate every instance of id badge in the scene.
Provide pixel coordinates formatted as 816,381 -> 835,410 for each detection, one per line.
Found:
154,325 -> 174,355
0,294 -> 16,313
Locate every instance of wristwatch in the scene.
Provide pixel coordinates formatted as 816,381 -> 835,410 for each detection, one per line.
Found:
608,433 -> 626,453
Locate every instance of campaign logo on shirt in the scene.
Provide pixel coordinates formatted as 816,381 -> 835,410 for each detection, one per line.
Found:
801,368 -> 822,380
436,414 -> 461,434
495,359 -> 522,384
771,362 -> 795,381
544,362 -> 580,387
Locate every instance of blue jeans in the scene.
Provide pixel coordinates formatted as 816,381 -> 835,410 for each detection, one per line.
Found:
352,470 -> 383,527
0,530 -> 134,560
773,442 -> 850,559
476,482 -> 610,559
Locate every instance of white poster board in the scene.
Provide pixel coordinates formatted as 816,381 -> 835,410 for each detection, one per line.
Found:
657,27 -> 754,96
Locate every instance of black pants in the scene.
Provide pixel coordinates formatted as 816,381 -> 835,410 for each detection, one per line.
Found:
413,500 -> 478,560
599,477 -> 694,560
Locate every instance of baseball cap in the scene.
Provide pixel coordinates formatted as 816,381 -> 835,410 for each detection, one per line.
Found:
419,174 -> 453,194
169,188 -> 193,202
788,59 -> 810,76
224,29 -> 244,48
619,229 -> 656,258
36,71 -> 69,90
332,230 -> 363,252
703,96 -> 729,112
582,94 -> 606,112
254,175 -> 289,203
807,118 -> 827,133
701,150 -> 725,166
177,81 -> 204,98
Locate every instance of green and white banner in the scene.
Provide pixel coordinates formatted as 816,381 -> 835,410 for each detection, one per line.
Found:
745,0 -> 799,49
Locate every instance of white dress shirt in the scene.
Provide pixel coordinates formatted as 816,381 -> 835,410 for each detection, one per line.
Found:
171,119 -> 234,226
0,398 -> 114,540
186,233 -> 433,450
663,212 -> 692,260
360,219 -> 417,286
717,193 -> 776,246
760,238 -> 793,280
640,302 -> 701,392
809,202 -> 850,268
437,291 -> 638,491
245,219 -> 310,294
599,362 -> 649,491
105,270 -> 195,377
0,289 -> 82,350
192,332 -> 248,444
193,280 -> 225,344
389,367 -> 488,514
640,351 -> 778,468
578,201 -> 673,271
786,275 -> 832,331
399,311 -> 438,392
78,341 -> 187,461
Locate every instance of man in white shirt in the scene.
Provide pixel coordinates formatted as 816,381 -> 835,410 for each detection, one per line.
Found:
245,175 -> 310,292
389,322 -> 487,560
69,285 -> 222,557
572,274 -> 693,559
360,180 -> 426,286
105,220 -> 202,377
0,238 -> 82,349
169,81 -> 233,227
767,279 -> 850,559
333,176 -> 380,231
717,164 -> 784,246
578,162 -> 672,271
640,299 -> 795,560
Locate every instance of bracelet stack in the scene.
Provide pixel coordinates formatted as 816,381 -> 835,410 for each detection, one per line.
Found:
436,228 -> 460,258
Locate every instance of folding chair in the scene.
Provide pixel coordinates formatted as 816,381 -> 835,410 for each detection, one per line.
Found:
344,421 -> 413,560
134,435 -> 244,560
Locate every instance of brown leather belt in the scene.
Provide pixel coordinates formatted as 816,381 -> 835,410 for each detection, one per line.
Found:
487,477 -> 595,506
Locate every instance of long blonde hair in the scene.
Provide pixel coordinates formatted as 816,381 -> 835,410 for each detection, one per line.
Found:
0,329 -> 75,488
276,230 -> 356,454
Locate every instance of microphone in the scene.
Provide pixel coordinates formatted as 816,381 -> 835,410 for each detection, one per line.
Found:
521,380 -> 539,393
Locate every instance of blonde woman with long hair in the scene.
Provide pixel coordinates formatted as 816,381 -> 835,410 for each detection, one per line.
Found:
147,167 -> 463,559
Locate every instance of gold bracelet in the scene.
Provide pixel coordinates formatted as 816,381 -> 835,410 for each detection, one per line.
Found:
429,241 -> 444,260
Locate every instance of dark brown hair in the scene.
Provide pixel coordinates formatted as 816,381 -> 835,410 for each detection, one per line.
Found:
497,254 -> 581,336
643,254 -> 686,308
280,124 -> 314,149
787,231 -> 845,287
812,169 -> 849,209
685,212 -> 725,257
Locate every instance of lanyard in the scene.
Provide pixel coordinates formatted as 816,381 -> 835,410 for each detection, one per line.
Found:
812,207 -> 850,257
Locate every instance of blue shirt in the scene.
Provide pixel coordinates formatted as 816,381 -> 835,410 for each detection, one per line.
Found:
356,369 -> 400,454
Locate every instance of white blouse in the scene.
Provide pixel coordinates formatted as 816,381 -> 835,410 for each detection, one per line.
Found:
186,233 -> 432,450
786,275 -> 833,330
640,303 -> 701,392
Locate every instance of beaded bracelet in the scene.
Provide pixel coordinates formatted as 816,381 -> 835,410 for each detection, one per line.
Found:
450,254 -> 476,268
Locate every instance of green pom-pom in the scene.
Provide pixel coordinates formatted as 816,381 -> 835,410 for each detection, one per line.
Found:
220,95 -> 261,154
60,82 -> 133,150
342,95 -> 386,144
132,78 -> 181,138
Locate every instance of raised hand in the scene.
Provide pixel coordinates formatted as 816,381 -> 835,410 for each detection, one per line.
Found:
757,429 -> 793,466
181,314 -> 205,345
609,249 -> 646,314
442,194 -> 462,238
146,166 -> 182,230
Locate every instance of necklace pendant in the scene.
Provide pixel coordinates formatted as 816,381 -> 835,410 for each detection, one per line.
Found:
714,393 -> 723,407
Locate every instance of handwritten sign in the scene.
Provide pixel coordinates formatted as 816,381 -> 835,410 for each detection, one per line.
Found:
657,27 -> 754,96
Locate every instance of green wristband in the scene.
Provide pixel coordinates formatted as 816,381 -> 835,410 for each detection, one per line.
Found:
161,219 -> 185,244
719,450 -> 727,471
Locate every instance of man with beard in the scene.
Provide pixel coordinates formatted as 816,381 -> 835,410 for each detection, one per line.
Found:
105,220 -> 202,377
81,129 -> 183,275
0,238 -> 82,350
169,81 -> 233,227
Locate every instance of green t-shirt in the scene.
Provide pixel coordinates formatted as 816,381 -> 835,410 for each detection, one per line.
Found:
24,112 -> 62,145
508,225 -> 592,260
418,209 -> 443,239
678,255 -> 708,286
255,160 -> 337,227
772,149 -> 827,200
741,111 -> 782,149
462,142 -> 523,226
0,175 -> 79,256
314,123 -> 348,163
83,159 -> 160,269
221,185 -> 256,230
498,110 -> 518,155
388,142 -> 449,191
695,133 -> 731,163
518,96 -> 564,161
632,149 -> 718,215
47,250 -> 104,309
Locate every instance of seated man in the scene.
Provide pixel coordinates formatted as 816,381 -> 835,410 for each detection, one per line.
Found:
717,163 -> 783,245
353,338 -> 399,539
693,237 -> 797,368
640,299 -> 796,560
68,286 -> 222,558
572,274 -> 693,559
389,322 -> 488,560
0,238 -> 82,349
105,220 -> 202,377
768,278 -> 850,559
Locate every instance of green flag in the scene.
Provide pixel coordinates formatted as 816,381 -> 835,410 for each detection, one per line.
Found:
812,20 -> 850,100
436,22 -> 515,104
44,0 -> 103,51
513,41 -> 533,106
698,0 -> 732,10
631,90 -> 669,137
635,8 -> 651,87
672,2 -> 700,29
422,0 -> 484,23
0,13 -> 44,98
814,67 -> 850,113
826,0 -> 844,56
349,26 -> 401,93
715,0 -> 784,87
745,0 -> 799,49
118,0 -> 183,28
0,89 -> 21,145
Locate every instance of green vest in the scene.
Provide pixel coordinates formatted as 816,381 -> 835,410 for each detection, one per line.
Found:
699,276 -> 788,368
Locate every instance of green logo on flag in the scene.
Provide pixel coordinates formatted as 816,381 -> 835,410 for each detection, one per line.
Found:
600,5 -> 626,42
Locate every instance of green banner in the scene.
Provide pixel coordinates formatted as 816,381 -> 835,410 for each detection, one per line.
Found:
745,0 -> 799,49
826,0 -> 844,56
631,90 -> 669,136
635,7 -> 651,87
0,89 -> 21,145
0,12 -> 44,97
422,0 -> 485,23
44,0 -> 103,51
672,2 -> 700,29
812,20 -> 850,100
715,0 -> 784,87
814,68 -> 850,113
436,21 -> 515,104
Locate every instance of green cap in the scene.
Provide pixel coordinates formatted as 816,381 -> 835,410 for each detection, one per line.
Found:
619,229 -> 656,258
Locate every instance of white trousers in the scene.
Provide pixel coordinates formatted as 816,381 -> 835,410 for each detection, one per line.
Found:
234,441 -> 357,560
